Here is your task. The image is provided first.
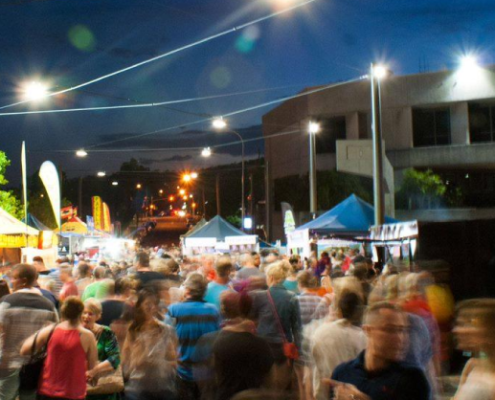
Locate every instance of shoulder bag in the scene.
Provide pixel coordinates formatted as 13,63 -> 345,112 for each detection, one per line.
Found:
19,324 -> 57,391
266,290 -> 299,361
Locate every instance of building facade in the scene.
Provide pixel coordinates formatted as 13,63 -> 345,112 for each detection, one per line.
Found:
263,66 -> 495,240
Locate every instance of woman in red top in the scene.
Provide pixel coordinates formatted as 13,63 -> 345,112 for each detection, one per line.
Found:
21,296 -> 98,400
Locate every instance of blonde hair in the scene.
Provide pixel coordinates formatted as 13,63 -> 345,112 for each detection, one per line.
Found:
265,261 -> 289,283
84,298 -> 102,316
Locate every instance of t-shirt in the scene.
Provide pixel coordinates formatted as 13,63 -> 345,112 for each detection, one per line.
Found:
100,299 -> 127,326
81,280 -> 110,301
236,267 -> 265,280
167,300 -> 220,381
331,351 -> 430,400
213,331 -> 274,400
0,291 -> 58,375
59,281 -> 79,301
283,279 -> 299,294
204,282 -> 231,311
135,270 -> 166,289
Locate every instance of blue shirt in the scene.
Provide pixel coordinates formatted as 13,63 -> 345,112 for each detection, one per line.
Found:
332,351 -> 430,400
204,282 -> 231,311
167,300 -> 220,381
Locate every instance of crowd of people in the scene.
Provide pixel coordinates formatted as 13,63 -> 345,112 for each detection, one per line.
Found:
0,246 -> 493,400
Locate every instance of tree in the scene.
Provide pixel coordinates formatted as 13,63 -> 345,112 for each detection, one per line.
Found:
0,151 -> 24,219
396,169 -> 448,209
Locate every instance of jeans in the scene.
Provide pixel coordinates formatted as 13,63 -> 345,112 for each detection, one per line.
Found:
0,368 -> 36,400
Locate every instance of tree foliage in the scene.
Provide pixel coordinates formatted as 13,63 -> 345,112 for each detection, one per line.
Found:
396,169 -> 459,209
0,151 -> 24,219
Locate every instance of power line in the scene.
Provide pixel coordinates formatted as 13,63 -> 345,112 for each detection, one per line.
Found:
87,76 -> 364,149
0,0 -> 317,112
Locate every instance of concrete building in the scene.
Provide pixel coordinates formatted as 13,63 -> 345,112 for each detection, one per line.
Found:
263,65 -> 495,240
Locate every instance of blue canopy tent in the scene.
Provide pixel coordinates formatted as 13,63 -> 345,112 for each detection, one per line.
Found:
295,194 -> 398,236
183,216 -> 258,255
187,215 -> 247,240
22,213 -> 51,231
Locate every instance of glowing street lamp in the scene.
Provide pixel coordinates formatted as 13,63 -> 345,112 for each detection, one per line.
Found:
372,64 -> 389,80
212,116 -> 227,130
169,195 -> 175,202
179,189 -> 186,196
191,172 -> 198,179
22,81 -> 49,101
136,183 -> 142,189
182,174 -> 192,183
201,147 -> 212,158
97,171 -> 106,177
112,181 -> 119,186
76,149 -> 88,157
212,118 -> 246,229
159,189 -> 164,195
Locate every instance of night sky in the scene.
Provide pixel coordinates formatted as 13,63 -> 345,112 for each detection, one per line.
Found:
1,0 -> 494,185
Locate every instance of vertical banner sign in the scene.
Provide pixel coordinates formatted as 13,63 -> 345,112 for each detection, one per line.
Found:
21,142 -> 28,236
102,202 -> 111,233
92,196 -> 103,231
281,202 -> 296,237
39,161 -> 61,228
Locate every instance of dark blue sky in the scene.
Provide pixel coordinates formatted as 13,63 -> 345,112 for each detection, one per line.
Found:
1,0 -> 494,184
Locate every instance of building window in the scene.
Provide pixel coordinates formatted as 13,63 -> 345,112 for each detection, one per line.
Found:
315,116 -> 346,154
413,108 -> 451,147
469,103 -> 495,143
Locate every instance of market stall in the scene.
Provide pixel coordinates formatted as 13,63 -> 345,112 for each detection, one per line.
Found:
0,208 -> 40,264
288,194 -> 398,258
183,215 -> 258,256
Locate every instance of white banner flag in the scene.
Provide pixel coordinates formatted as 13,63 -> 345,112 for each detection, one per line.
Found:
39,161 -> 61,227
21,142 -> 28,222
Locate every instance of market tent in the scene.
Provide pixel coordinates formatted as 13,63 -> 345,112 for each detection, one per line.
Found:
295,194 -> 398,236
0,207 -> 39,248
23,213 -> 51,231
187,215 -> 247,240
61,216 -> 88,235
181,218 -> 207,239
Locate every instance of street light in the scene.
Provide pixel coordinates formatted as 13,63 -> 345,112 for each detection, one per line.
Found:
191,172 -> 198,179
22,81 -> 49,101
76,149 -> 88,157
370,62 -> 389,225
179,189 -> 186,196
112,181 -> 118,186
97,171 -> 106,177
201,147 -> 212,157
159,189 -> 164,195
136,183 -> 142,189
212,118 -> 245,228
212,116 -> 227,130
308,121 -> 320,219
183,174 -> 192,183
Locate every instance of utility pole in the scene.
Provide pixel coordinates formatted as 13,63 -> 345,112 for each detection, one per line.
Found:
371,63 -> 385,225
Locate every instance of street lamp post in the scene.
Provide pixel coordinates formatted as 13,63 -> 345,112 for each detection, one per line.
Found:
370,63 -> 386,225
212,118 -> 245,229
308,121 -> 319,219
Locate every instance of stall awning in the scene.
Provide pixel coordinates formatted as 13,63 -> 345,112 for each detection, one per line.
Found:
295,194 -> 398,236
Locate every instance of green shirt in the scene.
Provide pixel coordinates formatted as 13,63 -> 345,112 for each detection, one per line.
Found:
82,280 -> 110,302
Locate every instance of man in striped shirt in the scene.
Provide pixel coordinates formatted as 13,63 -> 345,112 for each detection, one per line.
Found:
0,264 -> 58,400
167,273 -> 220,400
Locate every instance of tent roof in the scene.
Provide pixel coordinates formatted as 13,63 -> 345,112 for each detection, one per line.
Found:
23,213 -> 51,231
0,208 -> 39,236
187,215 -> 247,240
296,194 -> 398,235
182,218 -> 207,239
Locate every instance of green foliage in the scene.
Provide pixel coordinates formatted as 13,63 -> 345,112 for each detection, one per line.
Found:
0,190 -> 24,219
0,151 -> 24,219
226,213 -> 242,228
396,169 -> 457,209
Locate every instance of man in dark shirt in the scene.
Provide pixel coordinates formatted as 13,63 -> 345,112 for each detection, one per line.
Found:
330,302 -> 430,400
134,251 -> 165,289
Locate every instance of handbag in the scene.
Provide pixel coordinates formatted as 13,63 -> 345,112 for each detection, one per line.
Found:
86,364 -> 124,395
86,327 -> 124,395
266,291 -> 299,361
19,324 -> 57,391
